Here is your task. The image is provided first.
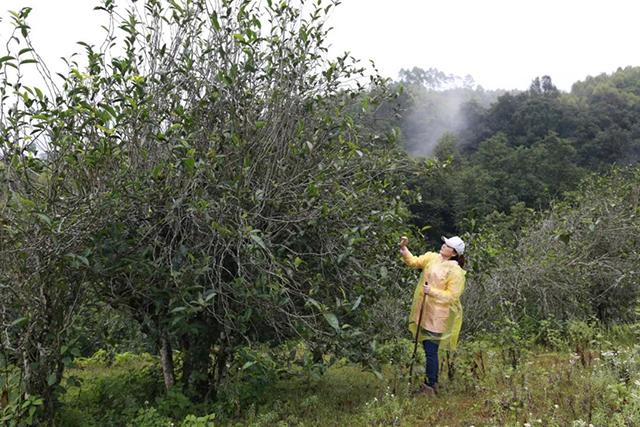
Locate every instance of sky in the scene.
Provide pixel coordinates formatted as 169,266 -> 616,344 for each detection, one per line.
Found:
1,0 -> 640,92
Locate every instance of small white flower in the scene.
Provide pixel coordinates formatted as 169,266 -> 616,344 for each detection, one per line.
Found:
554,404 -> 559,409
524,423 -> 531,427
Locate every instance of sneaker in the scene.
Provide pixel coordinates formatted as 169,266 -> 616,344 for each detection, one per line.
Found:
412,382 -> 436,398
432,383 -> 440,395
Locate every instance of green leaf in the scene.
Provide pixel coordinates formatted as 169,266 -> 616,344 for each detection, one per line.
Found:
19,198 -> 36,207
250,234 -> 267,250
47,373 -> 57,386
183,157 -> 195,176
168,0 -> 183,13
242,361 -> 256,370
337,252 -> 348,264
211,12 -> 221,31
35,213 -> 51,225
323,312 -> 340,331
352,295 -> 362,311
307,298 -> 322,311
101,104 -> 117,118
210,220 -> 232,236
380,266 -> 387,279
10,317 -> 28,328
152,163 -> 163,179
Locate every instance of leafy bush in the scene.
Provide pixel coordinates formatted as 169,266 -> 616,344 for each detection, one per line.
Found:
462,167 -> 640,334
57,364 -> 164,426
0,0 -> 422,421
491,316 -> 531,369
182,413 -> 216,427
529,316 -> 566,351
374,338 -> 419,367
126,407 -> 173,427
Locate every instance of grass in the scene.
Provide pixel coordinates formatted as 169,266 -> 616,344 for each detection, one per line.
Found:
52,335 -> 640,427
225,349 -> 639,427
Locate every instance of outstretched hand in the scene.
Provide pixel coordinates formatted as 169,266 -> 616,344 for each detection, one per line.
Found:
400,236 -> 408,249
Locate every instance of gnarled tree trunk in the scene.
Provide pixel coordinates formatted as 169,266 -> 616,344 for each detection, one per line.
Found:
158,332 -> 175,392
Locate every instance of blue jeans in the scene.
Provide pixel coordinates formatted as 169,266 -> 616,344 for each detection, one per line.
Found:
422,334 -> 441,387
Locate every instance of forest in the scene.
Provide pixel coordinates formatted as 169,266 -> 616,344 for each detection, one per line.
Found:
0,1 -> 638,426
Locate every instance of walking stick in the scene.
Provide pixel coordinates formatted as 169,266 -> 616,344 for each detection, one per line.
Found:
408,284 -> 428,387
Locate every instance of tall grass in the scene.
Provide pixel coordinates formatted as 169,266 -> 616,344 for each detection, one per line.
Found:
51,324 -> 639,426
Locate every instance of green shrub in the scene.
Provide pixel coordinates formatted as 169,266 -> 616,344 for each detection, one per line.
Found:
374,338 -> 419,366
127,407 -> 173,427
216,347 -> 278,416
114,352 -> 156,368
606,324 -> 637,345
530,317 -> 566,350
154,389 -> 199,420
491,317 -> 531,369
181,413 -> 216,427
76,349 -> 113,368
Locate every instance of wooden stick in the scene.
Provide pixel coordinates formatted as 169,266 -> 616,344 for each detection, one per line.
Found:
408,285 -> 428,387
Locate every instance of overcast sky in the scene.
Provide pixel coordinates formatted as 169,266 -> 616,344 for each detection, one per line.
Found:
2,0 -> 639,92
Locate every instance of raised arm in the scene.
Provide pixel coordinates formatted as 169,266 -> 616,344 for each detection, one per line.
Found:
400,236 -> 436,269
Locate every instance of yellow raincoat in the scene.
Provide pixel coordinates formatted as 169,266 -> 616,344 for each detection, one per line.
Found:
402,251 -> 465,351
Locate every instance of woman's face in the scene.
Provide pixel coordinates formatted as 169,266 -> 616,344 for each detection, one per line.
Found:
440,243 -> 457,259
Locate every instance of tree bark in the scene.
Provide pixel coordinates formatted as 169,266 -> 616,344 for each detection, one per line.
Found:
22,353 -> 32,399
159,332 -> 175,392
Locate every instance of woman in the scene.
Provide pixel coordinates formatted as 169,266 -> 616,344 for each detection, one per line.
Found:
400,235 -> 466,396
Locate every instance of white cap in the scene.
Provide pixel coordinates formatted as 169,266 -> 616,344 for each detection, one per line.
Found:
441,236 -> 465,255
